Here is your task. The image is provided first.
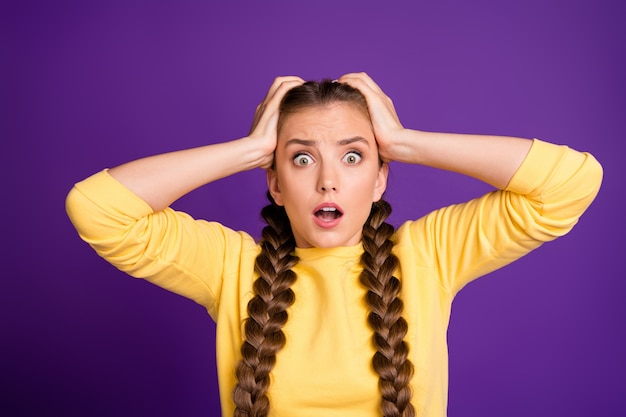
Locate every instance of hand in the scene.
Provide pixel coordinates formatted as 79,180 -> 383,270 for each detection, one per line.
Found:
338,72 -> 407,162
249,76 -> 305,169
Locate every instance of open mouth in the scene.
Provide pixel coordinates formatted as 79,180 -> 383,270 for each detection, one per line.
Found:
314,206 -> 343,222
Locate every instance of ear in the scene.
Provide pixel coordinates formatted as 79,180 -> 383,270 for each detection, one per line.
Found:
266,169 -> 284,206
373,162 -> 389,202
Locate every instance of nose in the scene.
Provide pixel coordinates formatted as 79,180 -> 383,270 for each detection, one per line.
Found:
317,162 -> 338,192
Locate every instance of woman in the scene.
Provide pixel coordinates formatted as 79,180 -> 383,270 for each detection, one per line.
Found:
66,73 -> 602,417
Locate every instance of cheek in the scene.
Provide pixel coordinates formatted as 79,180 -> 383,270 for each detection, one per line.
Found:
276,174 -> 312,211
351,170 -> 381,196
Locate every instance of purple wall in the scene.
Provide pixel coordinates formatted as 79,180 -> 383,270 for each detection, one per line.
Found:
3,1 -> 624,415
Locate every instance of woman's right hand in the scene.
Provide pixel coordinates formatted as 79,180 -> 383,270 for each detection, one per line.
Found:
105,76 -> 304,211
248,76 -> 304,169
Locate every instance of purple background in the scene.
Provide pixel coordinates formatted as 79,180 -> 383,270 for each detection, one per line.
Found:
3,0 -> 625,415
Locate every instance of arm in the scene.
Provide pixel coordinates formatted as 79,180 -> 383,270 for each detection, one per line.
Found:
338,72 -> 531,189
339,72 -> 602,293
66,77 -> 304,315
109,77 -> 304,211
375,130 -> 532,190
400,139 -> 603,293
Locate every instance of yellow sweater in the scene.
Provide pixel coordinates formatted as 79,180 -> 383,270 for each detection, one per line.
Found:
66,139 -> 602,416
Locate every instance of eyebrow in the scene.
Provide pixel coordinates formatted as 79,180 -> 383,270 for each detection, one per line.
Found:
284,136 -> 370,148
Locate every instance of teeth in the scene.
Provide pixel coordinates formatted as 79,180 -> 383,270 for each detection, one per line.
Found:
321,207 -> 336,212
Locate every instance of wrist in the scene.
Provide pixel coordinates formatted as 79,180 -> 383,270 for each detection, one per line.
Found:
380,128 -> 424,164
239,135 -> 275,170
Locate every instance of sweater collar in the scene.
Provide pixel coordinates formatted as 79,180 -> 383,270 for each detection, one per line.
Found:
294,243 -> 364,261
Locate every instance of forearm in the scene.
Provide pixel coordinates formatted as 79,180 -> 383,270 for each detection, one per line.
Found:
391,130 -> 533,189
107,77 -> 304,212
109,136 -> 267,211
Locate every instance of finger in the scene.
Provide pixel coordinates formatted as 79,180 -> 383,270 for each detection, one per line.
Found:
340,74 -> 402,134
338,77 -> 382,107
340,74 -> 398,120
251,77 -> 304,130
339,76 -> 384,110
262,78 -> 305,113
250,78 -> 304,134
261,76 -> 305,105
338,72 -> 384,94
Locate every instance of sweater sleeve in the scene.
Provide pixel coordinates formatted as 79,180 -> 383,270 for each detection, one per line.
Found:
65,169 -> 257,319
396,139 -> 603,295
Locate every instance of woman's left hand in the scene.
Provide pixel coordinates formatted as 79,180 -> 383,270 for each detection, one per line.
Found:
338,72 -> 409,163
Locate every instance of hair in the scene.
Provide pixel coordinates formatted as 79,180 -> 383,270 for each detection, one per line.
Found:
277,79 -> 370,133
232,80 -> 415,417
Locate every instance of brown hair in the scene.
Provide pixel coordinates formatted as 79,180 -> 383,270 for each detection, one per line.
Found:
277,79 -> 369,133
232,80 -> 415,417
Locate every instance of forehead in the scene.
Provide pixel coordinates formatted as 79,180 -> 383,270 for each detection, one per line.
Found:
278,104 -> 373,142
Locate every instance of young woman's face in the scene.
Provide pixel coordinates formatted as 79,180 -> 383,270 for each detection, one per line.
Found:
267,103 -> 388,248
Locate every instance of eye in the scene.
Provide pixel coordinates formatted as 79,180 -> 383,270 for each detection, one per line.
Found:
293,153 -> 314,166
342,151 -> 362,165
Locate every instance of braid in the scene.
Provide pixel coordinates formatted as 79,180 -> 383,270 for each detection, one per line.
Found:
360,199 -> 415,417
232,193 -> 298,417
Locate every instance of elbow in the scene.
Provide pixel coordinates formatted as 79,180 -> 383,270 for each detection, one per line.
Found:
65,186 -> 88,234
584,152 -> 604,201
513,152 -> 603,241
540,152 -> 603,238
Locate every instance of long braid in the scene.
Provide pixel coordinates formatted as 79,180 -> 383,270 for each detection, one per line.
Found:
232,194 -> 298,417
360,199 -> 415,417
